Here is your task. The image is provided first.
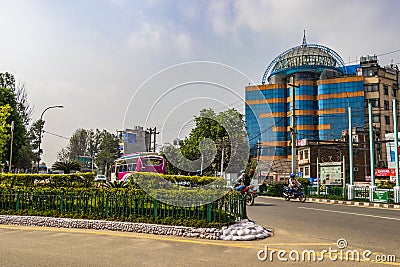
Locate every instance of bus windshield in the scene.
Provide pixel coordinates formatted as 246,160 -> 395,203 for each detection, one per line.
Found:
111,153 -> 166,181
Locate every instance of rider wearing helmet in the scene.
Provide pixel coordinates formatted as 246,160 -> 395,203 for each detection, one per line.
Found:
288,173 -> 300,194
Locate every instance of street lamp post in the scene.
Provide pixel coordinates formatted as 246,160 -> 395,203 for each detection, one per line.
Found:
37,105 -> 63,173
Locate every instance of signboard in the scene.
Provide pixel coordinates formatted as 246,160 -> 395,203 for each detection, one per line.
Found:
308,178 -> 318,185
385,132 -> 400,163
354,187 -> 369,199
373,190 -> 389,203
320,165 -> 342,185
78,156 -> 91,163
296,139 -> 308,147
124,132 -> 137,144
375,168 -> 396,177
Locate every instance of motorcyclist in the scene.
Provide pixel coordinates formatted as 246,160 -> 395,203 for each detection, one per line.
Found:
288,173 -> 301,195
234,172 -> 251,192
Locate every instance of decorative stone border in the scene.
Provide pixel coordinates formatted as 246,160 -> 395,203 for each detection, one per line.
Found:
0,216 -> 271,241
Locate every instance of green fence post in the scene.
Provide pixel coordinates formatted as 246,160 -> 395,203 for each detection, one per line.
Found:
206,200 -> 211,224
242,194 -> 247,220
154,197 -> 158,218
60,191 -> 64,214
105,192 -> 109,218
16,190 -> 20,212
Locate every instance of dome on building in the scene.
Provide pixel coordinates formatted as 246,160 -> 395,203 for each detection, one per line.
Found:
262,32 -> 346,84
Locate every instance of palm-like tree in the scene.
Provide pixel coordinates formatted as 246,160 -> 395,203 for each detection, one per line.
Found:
52,161 -> 81,174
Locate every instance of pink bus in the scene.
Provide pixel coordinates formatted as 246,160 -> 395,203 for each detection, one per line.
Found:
110,153 -> 166,182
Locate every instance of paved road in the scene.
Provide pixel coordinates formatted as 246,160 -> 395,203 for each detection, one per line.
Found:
0,197 -> 399,266
249,196 -> 400,258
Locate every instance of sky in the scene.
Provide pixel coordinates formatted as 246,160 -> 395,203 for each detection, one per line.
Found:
1,0 -> 400,166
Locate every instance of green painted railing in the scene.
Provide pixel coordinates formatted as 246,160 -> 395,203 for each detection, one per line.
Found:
0,189 -> 247,224
305,186 -> 395,204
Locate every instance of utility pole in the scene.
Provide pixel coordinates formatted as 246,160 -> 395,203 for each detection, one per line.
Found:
288,76 -> 299,175
146,128 -> 153,152
146,127 -> 160,152
9,121 -> 14,173
348,106 -> 355,200
393,99 -> 400,203
153,127 -> 159,152
368,103 -> 375,186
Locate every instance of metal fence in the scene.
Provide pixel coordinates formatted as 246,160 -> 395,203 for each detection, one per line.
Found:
0,190 -> 247,224
305,186 -> 395,204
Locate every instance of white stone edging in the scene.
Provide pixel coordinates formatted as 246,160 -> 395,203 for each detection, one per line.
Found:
0,215 -> 272,241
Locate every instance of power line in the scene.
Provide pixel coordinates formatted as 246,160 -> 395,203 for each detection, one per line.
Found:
43,130 -> 69,140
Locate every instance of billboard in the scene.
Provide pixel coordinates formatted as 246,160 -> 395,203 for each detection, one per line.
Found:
375,168 -> 396,177
319,165 -> 342,185
385,132 -> 400,164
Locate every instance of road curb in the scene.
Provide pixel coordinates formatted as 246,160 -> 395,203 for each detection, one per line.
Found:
259,195 -> 400,209
307,197 -> 400,209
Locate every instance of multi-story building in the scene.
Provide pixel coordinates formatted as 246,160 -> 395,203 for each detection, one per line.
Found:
246,34 -> 400,182
361,55 -> 400,166
117,126 -> 149,155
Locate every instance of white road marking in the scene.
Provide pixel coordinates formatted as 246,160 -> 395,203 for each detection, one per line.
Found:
298,207 -> 400,221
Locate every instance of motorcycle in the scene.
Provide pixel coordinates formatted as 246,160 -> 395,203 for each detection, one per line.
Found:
283,185 -> 306,202
233,182 -> 258,206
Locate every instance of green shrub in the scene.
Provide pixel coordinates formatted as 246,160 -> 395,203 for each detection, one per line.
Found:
377,180 -> 395,189
298,178 -> 311,186
266,183 -> 285,197
0,173 -> 95,189
258,184 -> 268,194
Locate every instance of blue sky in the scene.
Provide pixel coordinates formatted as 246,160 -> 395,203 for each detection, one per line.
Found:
1,0 -> 400,165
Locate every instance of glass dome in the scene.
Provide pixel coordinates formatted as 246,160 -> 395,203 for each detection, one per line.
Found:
262,34 -> 346,84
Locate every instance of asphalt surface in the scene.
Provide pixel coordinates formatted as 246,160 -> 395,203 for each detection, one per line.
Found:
0,197 -> 399,267
249,196 -> 400,258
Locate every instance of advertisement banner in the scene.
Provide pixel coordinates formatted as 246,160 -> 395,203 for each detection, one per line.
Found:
374,168 -> 396,177
320,165 -> 342,185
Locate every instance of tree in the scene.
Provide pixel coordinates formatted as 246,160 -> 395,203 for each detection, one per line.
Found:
57,148 -> 70,162
0,72 -> 33,127
167,108 -> 248,176
95,131 -> 119,176
52,161 -> 81,174
28,119 -> 45,153
0,104 -> 12,165
14,143 -> 36,170
0,73 -> 34,171
68,128 -> 91,161
57,128 -> 119,175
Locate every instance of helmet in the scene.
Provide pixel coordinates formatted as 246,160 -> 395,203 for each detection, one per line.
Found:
290,173 -> 295,178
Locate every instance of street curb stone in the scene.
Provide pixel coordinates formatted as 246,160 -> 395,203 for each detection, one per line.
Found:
258,196 -> 400,209
0,215 -> 272,241
307,197 -> 400,209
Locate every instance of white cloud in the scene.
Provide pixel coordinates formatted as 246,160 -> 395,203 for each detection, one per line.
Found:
174,32 -> 194,57
208,0 -> 233,35
128,23 -> 165,50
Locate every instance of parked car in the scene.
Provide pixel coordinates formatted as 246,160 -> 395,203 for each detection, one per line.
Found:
94,174 -> 107,182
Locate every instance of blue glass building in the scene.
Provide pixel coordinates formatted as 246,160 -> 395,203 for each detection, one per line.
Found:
246,35 -> 365,161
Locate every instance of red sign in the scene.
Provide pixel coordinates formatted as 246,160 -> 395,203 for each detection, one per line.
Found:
374,168 -> 396,177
